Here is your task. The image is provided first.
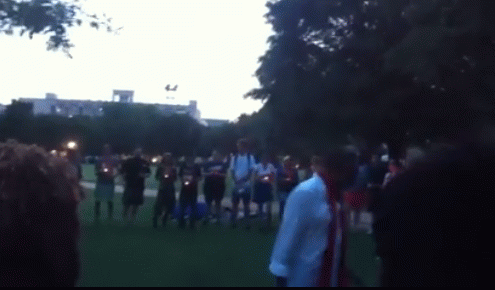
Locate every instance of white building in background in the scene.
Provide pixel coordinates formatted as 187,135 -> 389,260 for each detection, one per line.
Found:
17,91 -> 202,122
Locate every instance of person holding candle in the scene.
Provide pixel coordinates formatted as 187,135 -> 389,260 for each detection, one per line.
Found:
178,156 -> 202,229
94,144 -> 119,222
276,156 -> 299,220
253,153 -> 277,230
153,152 -> 178,228
120,148 -> 151,227
202,150 -> 228,225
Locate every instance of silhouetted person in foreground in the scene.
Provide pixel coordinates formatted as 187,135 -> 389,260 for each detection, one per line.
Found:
0,140 -> 84,287
373,142 -> 494,287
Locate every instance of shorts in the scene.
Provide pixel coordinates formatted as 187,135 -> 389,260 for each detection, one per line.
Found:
253,182 -> 273,204
204,179 -> 225,204
154,186 -> 176,215
179,184 -> 198,205
232,184 -> 251,204
94,182 -> 115,202
122,187 -> 145,206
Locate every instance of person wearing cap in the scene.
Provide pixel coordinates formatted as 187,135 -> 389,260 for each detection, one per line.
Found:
153,153 -> 178,228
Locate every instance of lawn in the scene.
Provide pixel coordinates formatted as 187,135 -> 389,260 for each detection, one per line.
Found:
77,165 -> 379,287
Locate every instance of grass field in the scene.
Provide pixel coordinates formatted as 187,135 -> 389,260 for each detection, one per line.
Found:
77,165 -> 379,287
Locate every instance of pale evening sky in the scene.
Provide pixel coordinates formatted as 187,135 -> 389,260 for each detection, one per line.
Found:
0,0 -> 273,121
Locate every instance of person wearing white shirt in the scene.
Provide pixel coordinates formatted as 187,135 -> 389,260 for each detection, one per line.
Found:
269,150 -> 358,287
229,139 -> 256,229
253,153 -> 277,230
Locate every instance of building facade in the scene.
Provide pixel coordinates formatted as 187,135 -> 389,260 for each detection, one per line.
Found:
17,92 -> 202,121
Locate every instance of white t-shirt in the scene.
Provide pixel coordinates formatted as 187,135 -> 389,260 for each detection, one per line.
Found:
229,154 -> 256,181
254,163 -> 277,177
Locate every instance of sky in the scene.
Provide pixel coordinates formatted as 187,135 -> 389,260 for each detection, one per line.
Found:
0,0 -> 273,121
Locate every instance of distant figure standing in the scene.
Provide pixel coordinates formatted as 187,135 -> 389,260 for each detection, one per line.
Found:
253,153 -> 277,230
202,150 -> 228,225
120,148 -> 151,226
276,156 -> 299,220
94,144 -> 119,222
153,153 -> 177,228
178,156 -> 202,229
229,139 -> 256,229
382,159 -> 402,188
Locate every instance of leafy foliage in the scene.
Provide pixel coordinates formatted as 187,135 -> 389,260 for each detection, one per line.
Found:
247,0 -> 495,156
0,0 -> 120,56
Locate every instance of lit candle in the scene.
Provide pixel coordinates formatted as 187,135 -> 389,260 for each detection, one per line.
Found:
264,176 -> 270,182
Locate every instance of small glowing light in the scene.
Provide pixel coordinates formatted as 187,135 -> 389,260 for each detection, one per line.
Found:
60,151 -> 68,158
184,181 -> 190,186
50,150 -> 57,156
103,168 -> 109,173
67,141 -> 78,150
264,176 -> 270,182
152,157 -> 159,163
164,174 -> 170,178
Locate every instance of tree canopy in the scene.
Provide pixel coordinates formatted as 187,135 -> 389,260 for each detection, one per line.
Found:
247,0 -> 495,156
0,0 -> 119,56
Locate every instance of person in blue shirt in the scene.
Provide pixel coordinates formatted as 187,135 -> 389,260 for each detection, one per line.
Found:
229,139 -> 256,229
202,150 -> 228,225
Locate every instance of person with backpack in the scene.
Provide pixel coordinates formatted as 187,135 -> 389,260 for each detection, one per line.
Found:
229,139 -> 256,229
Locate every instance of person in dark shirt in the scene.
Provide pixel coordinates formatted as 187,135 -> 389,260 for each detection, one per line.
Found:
120,148 -> 151,226
276,156 -> 299,220
373,142 -> 494,287
178,156 -> 202,229
367,154 -> 388,213
153,152 -> 178,228
202,150 -> 228,225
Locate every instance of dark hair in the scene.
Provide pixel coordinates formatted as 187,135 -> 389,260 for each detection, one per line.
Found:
323,149 -> 358,197
0,141 -> 82,287
374,143 -> 494,287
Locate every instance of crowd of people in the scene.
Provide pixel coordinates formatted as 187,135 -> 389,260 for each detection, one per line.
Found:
91,138 -> 300,230
0,133 -> 493,287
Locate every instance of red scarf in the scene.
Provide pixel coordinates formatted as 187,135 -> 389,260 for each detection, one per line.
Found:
317,171 -> 350,287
